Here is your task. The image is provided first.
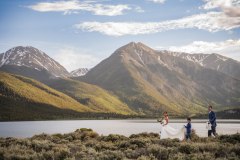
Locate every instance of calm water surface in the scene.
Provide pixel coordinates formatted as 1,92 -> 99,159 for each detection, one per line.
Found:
0,119 -> 239,138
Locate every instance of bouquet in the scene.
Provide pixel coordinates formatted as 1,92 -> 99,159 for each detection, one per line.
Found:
157,118 -> 164,124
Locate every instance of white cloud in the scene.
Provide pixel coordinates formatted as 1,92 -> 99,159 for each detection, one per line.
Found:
74,12 -> 240,36
158,39 -> 240,61
27,0 -> 139,16
148,0 -> 166,4
201,0 -> 240,17
135,6 -> 145,13
53,47 -> 100,72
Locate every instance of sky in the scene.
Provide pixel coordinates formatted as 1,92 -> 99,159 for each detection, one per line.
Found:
0,0 -> 239,71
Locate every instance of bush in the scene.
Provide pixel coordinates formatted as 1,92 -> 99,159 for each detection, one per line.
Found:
137,155 -> 157,160
42,150 -> 54,160
129,138 -> 151,148
214,145 -> 228,158
147,144 -> 169,160
197,143 -> 218,153
101,134 -> 128,142
179,143 -> 197,154
53,146 -> 71,160
0,128 -> 239,160
129,132 -> 159,139
218,134 -> 240,144
124,148 -> 147,159
98,150 -> 125,160
230,144 -> 240,156
158,138 -> 180,147
95,141 -> 117,151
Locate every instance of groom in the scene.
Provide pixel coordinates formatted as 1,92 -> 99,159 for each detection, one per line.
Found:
208,105 -> 217,137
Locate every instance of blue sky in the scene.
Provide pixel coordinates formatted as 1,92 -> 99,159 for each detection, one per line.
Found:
0,0 -> 239,71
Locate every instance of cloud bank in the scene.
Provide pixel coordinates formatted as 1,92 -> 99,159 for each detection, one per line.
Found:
201,0 -> 240,17
74,12 -> 240,36
159,39 -> 240,61
27,0 -> 141,16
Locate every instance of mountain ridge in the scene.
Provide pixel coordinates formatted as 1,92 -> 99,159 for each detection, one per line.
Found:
1,43 -> 240,118
70,68 -> 89,77
164,51 -> 240,80
80,42 -> 240,115
0,46 -> 70,81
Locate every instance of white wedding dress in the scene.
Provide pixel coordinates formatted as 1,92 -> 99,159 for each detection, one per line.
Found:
160,120 -> 185,141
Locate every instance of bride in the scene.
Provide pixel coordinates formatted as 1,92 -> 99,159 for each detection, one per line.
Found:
158,112 -> 185,141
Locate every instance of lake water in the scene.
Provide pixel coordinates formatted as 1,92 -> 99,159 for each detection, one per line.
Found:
0,119 -> 239,138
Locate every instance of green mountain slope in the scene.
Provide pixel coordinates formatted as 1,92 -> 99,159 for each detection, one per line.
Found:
46,78 -> 135,115
0,71 -> 135,120
80,42 -> 240,116
0,71 -> 93,120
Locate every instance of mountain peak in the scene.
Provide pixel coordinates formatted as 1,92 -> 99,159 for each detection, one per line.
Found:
70,68 -> 89,77
114,42 -> 155,57
122,42 -> 153,50
0,46 -> 69,78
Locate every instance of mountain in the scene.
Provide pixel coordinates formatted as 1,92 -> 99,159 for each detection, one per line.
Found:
0,46 -> 70,81
166,51 -> 240,80
0,71 -> 135,121
46,78 -> 135,115
70,68 -> 89,77
0,71 -> 92,120
80,42 -> 240,116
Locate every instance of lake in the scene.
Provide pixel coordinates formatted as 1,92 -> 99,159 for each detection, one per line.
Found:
0,119 -> 239,138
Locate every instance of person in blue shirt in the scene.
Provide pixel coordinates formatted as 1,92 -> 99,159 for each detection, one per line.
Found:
184,117 -> 191,140
208,105 -> 217,137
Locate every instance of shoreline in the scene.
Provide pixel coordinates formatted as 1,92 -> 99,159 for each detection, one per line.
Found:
1,118 -> 240,123
0,118 -> 240,123
0,119 -> 239,138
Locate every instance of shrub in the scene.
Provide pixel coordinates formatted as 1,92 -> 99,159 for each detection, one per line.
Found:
214,145 -> 228,159
197,142 -> 218,153
0,128 -> 239,160
0,149 -> 4,160
218,134 -> 240,144
158,138 -> 180,147
31,133 -> 52,141
190,129 -> 201,142
101,134 -> 128,142
146,144 -> 169,160
53,146 -> 71,160
137,154 -> 157,160
95,141 -> 117,151
178,143 -> 197,154
129,138 -> 151,148
96,150 -> 125,160
230,144 -> 240,156
124,148 -> 147,159
42,150 -> 54,160
2,144 -> 38,160
129,132 -> 159,139
31,140 -> 52,152
117,140 -> 130,149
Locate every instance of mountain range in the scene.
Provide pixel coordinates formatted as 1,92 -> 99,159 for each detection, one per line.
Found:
70,68 -> 89,77
80,42 -> 240,116
0,46 -> 89,81
166,51 -> 240,80
0,43 -> 239,120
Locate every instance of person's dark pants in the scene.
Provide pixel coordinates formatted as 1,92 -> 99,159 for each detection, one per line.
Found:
185,132 -> 191,140
208,126 -> 217,137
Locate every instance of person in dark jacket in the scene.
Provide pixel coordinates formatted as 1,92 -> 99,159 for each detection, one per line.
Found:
184,117 -> 191,140
208,105 -> 217,137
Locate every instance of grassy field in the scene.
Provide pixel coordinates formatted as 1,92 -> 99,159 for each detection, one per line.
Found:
0,129 -> 239,160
